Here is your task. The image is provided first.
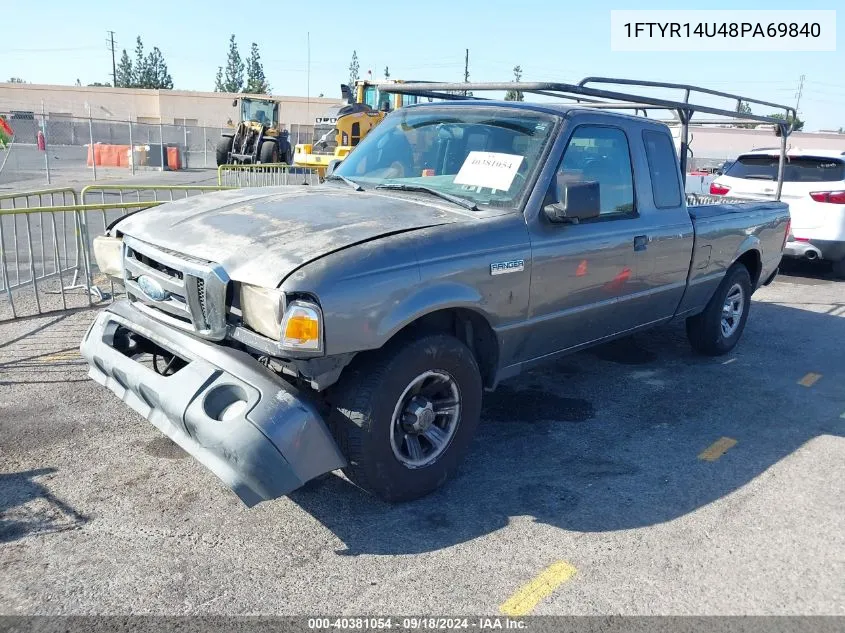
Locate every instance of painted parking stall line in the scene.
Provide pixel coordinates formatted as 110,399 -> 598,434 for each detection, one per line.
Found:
698,437 -> 738,462
499,561 -> 577,616
798,372 -> 822,387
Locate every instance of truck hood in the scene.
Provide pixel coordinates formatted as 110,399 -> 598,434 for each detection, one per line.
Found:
115,185 -> 472,287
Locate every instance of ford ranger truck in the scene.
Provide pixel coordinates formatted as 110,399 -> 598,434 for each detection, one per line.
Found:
82,98 -> 790,506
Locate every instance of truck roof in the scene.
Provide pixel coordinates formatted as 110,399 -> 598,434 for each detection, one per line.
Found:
406,99 -> 671,129
740,147 -> 845,159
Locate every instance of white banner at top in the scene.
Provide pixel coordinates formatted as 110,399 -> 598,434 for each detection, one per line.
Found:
610,10 -> 836,52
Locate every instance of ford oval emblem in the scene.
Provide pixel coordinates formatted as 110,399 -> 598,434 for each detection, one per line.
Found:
137,275 -> 169,302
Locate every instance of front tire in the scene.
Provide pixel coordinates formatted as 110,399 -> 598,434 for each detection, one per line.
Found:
686,263 -> 752,355
328,334 -> 482,502
215,137 -> 233,166
259,140 -> 279,164
832,257 -> 845,279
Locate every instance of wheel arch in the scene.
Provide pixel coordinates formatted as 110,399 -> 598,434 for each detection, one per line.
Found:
732,240 -> 762,288
378,305 -> 500,390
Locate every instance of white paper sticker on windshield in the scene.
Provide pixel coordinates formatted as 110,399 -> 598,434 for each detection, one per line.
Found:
453,152 -> 524,191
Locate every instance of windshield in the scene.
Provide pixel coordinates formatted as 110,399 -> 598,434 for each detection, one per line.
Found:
334,106 -> 557,209
726,155 -> 845,182
241,100 -> 278,126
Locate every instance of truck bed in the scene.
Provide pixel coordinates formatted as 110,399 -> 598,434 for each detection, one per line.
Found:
678,193 -> 790,316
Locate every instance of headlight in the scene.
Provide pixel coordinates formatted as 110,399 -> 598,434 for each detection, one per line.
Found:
92,235 -> 123,278
239,284 -> 284,340
281,301 -> 322,352
239,286 -> 323,354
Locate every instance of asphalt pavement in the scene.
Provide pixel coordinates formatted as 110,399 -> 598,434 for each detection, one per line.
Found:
0,261 -> 843,616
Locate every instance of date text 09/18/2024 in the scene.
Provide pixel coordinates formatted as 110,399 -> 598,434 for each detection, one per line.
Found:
307,617 -> 526,630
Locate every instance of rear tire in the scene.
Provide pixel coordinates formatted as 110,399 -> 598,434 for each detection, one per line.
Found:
686,263 -> 752,356
215,137 -> 232,166
328,334 -> 482,502
259,140 -> 279,164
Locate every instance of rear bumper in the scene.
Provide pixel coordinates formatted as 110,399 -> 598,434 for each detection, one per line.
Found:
784,239 -> 845,262
79,300 -> 346,507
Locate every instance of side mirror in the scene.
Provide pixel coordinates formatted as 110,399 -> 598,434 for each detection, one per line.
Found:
326,159 -> 342,177
544,179 -> 601,223
232,99 -> 238,107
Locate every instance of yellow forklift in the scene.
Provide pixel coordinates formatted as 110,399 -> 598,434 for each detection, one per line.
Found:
293,80 -> 424,177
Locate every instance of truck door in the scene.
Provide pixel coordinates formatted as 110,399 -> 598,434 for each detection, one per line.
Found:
619,128 -> 695,327
522,122 -> 643,360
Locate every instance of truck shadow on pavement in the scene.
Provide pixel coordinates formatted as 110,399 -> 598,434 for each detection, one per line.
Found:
0,468 -> 88,544
288,301 -> 845,556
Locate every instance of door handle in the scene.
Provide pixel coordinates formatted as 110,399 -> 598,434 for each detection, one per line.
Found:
634,235 -> 649,252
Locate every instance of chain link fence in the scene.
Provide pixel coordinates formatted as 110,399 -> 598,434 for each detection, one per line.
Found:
0,106 -> 315,187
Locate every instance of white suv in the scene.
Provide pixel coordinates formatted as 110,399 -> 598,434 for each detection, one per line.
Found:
710,148 -> 845,277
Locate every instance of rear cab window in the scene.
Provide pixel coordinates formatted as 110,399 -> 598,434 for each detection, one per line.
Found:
725,155 -> 845,182
642,130 -> 682,208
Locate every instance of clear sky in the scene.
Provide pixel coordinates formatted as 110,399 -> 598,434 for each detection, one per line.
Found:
3,0 -> 843,130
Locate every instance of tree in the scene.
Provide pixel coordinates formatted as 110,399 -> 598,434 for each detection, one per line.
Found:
504,65 -> 524,101
734,100 -> 755,128
349,51 -> 359,87
768,112 -> 805,132
132,36 -> 149,88
222,35 -> 244,93
116,49 -> 134,88
384,66 -> 390,80
214,67 -> 224,92
244,42 -> 270,94
7,77 -> 26,83
146,47 -> 173,89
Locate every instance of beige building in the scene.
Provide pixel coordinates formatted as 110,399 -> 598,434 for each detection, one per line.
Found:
0,82 -> 343,127
2,81 -> 842,156
678,125 -> 845,161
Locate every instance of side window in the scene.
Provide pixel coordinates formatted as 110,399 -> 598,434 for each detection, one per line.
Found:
642,130 -> 682,208
552,126 -> 635,217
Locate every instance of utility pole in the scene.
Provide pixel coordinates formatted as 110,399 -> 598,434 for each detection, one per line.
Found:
463,49 -> 469,96
795,74 -> 805,114
107,31 -> 117,87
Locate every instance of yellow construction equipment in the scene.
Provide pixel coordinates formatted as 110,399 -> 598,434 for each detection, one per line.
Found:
293,80 -> 423,177
217,96 -> 293,166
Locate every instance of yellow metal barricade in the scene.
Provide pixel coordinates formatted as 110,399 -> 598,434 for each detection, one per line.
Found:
0,191 -> 164,320
217,163 -> 320,187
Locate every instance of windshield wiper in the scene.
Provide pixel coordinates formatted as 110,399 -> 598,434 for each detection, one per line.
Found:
374,183 -> 478,211
325,174 -> 364,191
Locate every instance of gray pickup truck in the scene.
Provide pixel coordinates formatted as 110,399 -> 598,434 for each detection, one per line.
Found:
82,79 -> 792,506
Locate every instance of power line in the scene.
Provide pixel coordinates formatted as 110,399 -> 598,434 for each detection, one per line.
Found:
0,46 -> 101,53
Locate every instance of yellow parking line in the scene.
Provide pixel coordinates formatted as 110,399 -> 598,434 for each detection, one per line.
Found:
798,372 -> 822,387
499,561 -> 577,616
39,351 -> 80,362
698,437 -> 737,462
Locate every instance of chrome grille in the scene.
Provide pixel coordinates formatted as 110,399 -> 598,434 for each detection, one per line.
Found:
122,235 -> 230,340
195,278 -> 207,321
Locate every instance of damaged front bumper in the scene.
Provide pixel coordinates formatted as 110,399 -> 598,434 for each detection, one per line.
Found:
79,300 -> 346,507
